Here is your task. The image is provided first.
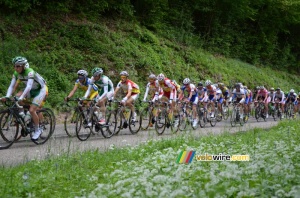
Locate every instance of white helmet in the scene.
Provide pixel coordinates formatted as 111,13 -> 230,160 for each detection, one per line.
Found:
157,73 -> 165,81
120,71 -> 129,77
290,89 -> 295,93
77,70 -> 88,77
12,56 -> 29,68
205,80 -> 212,86
148,74 -> 156,79
183,78 -> 190,85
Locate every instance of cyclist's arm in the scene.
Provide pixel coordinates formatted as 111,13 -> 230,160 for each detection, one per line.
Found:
68,84 -> 79,98
143,83 -> 150,101
19,79 -> 34,100
97,84 -> 109,101
123,84 -> 132,101
6,76 -> 17,97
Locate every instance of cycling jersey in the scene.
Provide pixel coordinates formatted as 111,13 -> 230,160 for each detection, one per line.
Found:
6,68 -> 48,106
231,88 -> 246,100
143,80 -> 163,101
116,79 -> 140,95
84,75 -> 112,100
180,83 -> 198,104
220,86 -> 229,98
273,91 -> 285,103
158,78 -> 176,100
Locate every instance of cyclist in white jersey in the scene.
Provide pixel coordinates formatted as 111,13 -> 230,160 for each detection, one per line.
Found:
84,67 -> 114,125
1,56 -> 48,140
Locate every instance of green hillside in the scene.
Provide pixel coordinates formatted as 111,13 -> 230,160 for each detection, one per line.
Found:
0,0 -> 299,108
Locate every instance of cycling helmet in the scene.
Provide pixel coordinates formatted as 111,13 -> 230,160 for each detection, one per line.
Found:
270,87 -> 275,91
218,83 -> 224,87
290,89 -> 295,93
205,80 -> 212,86
148,74 -> 156,79
276,87 -> 281,91
157,73 -> 165,81
198,82 -> 203,87
12,56 -> 29,68
235,83 -> 241,88
243,86 -> 248,89
256,86 -> 260,90
120,70 -> 129,77
183,78 -> 190,85
260,86 -> 265,89
92,67 -> 103,76
77,70 -> 88,77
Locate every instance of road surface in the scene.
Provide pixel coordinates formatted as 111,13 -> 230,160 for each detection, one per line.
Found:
0,117 -> 278,167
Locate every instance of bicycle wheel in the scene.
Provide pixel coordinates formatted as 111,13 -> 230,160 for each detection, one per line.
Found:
129,110 -> 141,134
64,110 -> 78,137
255,107 -> 261,121
170,114 -> 180,133
155,110 -> 166,135
198,109 -> 207,128
43,108 -> 56,133
230,109 -> 237,127
140,107 -> 152,130
0,110 -> 19,149
222,104 -> 229,120
209,108 -> 217,127
103,111 -> 118,137
31,109 -> 53,145
179,110 -> 188,131
76,110 -> 92,141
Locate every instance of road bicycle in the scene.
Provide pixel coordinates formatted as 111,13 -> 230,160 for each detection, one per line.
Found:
0,97 -> 54,149
140,100 -> 157,130
155,101 -> 180,135
284,101 -> 296,119
230,102 -> 244,127
113,100 -> 141,135
178,101 -> 197,131
269,101 -> 282,121
254,100 -> 266,122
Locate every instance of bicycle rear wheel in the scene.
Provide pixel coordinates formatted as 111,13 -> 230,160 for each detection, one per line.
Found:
102,111 -> 118,137
222,104 -> 229,120
170,114 -> 180,133
179,111 -> 188,131
140,107 -> 152,130
155,111 -> 166,135
76,110 -> 92,141
0,110 -> 19,149
31,109 -> 53,145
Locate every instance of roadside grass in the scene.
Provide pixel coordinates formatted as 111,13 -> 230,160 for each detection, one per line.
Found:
0,120 -> 300,197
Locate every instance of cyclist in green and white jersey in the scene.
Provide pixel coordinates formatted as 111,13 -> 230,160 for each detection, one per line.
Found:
84,67 -> 114,125
1,56 -> 48,140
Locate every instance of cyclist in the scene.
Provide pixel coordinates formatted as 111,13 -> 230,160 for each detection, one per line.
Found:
215,85 -> 224,118
113,71 -> 140,122
196,82 -> 208,105
273,88 -> 285,118
1,56 -> 48,140
243,86 -> 252,118
178,78 -> 198,128
84,68 -> 114,125
65,70 -> 98,107
285,89 -> 298,117
156,73 -> 178,126
255,86 -> 269,118
205,80 -> 217,118
142,74 -> 163,102
229,83 -> 246,119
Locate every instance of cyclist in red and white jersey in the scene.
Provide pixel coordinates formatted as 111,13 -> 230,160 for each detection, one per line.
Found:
156,73 -> 178,125
113,71 -> 140,121
255,86 -> 269,118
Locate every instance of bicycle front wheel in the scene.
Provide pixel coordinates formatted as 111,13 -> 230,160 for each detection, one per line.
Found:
129,110 -> 141,134
230,109 -> 237,127
31,109 -> 53,145
101,111 -> 118,138
76,110 -> 92,141
0,110 -> 19,149
140,107 -> 152,130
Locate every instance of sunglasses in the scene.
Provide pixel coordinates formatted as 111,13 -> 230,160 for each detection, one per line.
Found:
120,76 -> 127,80
78,75 -> 85,79
14,64 -> 23,68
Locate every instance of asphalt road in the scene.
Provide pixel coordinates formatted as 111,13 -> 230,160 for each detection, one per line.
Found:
0,117 -> 279,167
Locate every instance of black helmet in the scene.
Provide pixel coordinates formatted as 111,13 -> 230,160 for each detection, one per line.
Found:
198,82 -> 203,87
